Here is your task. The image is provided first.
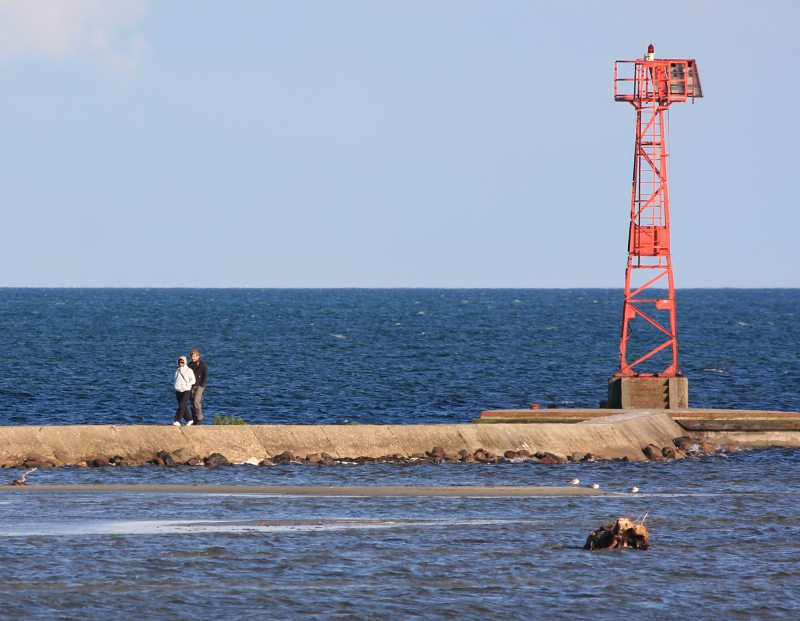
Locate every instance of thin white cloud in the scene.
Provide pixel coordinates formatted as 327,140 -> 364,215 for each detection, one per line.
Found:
0,0 -> 147,70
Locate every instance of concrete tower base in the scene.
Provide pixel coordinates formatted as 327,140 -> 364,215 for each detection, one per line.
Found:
608,376 -> 689,409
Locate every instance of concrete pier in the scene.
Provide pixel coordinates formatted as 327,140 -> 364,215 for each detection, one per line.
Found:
2,408 -> 798,468
0,410 -> 684,467
478,407 -> 800,449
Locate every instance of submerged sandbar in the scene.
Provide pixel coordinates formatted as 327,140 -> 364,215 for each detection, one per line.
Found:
0,484 -> 607,496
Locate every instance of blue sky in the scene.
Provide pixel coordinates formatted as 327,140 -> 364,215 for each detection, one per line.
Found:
0,0 -> 796,287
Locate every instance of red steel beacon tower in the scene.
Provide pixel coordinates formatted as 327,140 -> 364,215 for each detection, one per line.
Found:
608,44 -> 702,409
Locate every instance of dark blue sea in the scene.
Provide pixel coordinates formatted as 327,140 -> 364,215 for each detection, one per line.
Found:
0,289 -> 798,619
1,288 -> 798,424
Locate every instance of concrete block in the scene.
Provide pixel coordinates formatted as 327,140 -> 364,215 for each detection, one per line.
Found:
608,376 -> 689,409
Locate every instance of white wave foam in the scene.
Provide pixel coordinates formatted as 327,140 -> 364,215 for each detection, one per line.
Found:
0,517 -> 521,537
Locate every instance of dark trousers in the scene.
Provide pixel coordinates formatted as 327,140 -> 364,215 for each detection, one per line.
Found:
175,390 -> 192,422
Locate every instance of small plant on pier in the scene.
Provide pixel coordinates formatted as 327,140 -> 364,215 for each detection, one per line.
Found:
213,414 -> 247,425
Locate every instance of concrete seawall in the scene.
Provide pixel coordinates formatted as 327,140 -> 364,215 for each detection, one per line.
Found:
0,411 -> 686,467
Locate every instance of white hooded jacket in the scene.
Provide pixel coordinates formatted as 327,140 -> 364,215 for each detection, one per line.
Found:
174,356 -> 196,392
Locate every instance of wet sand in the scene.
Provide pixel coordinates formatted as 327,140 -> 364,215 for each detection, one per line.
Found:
0,484 -> 607,497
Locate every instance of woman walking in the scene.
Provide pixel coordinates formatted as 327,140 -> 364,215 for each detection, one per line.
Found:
173,356 -> 196,426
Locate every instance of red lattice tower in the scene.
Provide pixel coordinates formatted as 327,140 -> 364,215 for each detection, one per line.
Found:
613,44 -> 702,378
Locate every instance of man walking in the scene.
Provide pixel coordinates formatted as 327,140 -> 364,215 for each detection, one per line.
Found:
188,348 -> 208,424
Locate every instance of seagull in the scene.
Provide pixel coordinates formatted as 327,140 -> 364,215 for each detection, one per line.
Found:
569,478 -> 580,485
630,486 -> 639,493
9,467 -> 37,486
590,483 -> 600,489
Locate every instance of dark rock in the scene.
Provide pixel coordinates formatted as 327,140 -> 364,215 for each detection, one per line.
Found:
569,452 -> 585,463
673,436 -> 695,451
205,453 -> 230,467
272,451 -> 295,464
504,450 -> 519,460
517,449 -> 531,458
156,451 -> 175,467
90,457 -> 110,467
22,459 -> 47,469
475,450 -> 498,464
580,453 -> 597,462
428,446 -> 447,461
171,448 -> 192,462
305,453 -> 322,464
642,444 -> 665,461
661,446 -> 677,459
538,452 -> 567,464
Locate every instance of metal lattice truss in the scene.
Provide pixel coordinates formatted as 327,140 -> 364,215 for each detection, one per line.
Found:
613,47 -> 702,377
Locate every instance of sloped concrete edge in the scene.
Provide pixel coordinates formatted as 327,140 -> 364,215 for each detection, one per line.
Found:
0,411 -> 683,466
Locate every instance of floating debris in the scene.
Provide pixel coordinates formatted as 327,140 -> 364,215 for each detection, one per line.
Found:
584,515 -> 650,551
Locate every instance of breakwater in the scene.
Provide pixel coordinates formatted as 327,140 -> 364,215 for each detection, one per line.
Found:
4,409 -> 799,468
1,411 -> 684,467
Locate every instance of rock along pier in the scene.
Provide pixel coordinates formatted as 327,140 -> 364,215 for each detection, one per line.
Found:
1,409 -> 798,468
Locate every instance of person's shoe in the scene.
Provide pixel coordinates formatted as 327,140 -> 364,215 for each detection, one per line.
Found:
172,421 -> 181,427
185,420 -> 194,426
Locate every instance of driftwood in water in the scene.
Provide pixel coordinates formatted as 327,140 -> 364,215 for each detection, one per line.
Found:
584,516 -> 650,551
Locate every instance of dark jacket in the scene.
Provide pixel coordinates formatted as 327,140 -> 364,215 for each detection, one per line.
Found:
189,358 -> 208,387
